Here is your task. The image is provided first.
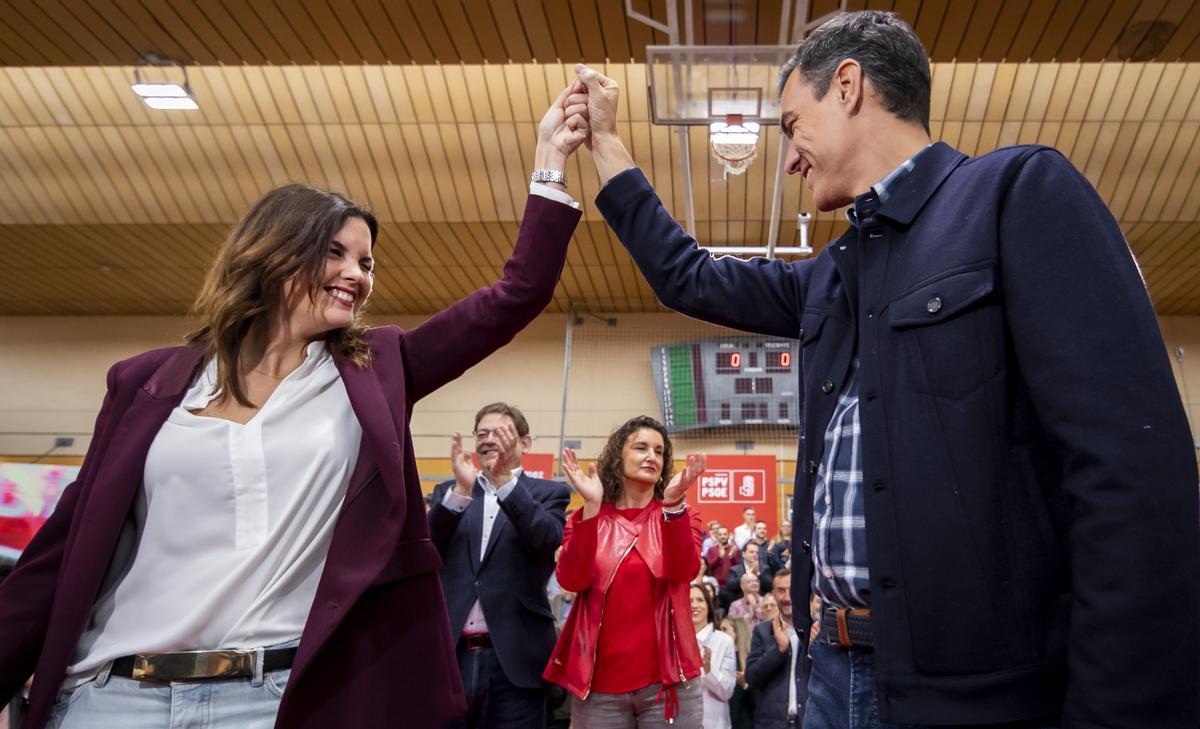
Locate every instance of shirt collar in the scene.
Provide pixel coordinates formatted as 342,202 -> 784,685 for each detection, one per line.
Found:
697,623 -> 714,641
478,467 -> 523,493
846,143 -> 933,227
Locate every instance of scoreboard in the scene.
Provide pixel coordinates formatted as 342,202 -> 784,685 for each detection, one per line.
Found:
650,335 -> 800,432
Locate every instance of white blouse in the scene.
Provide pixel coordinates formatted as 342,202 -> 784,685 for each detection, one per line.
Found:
696,623 -> 738,729
69,341 -> 362,677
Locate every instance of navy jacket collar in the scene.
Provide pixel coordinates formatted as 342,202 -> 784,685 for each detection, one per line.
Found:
872,142 -> 968,226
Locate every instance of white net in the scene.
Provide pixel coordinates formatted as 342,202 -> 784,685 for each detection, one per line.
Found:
711,140 -> 759,178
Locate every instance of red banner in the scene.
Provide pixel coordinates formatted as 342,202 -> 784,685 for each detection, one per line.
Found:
688,454 -> 778,536
518,453 -> 555,481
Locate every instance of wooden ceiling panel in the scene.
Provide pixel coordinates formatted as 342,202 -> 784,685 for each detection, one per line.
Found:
0,2 -> 1197,67
0,4 -> 1198,319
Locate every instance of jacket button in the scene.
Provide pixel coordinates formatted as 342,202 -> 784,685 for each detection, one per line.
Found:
474,580 -> 482,588
926,296 -> 942,314
807,460 -> 818,474
801,540 -> 811,553
799,327 -> 805,339
821,380 -> 834,393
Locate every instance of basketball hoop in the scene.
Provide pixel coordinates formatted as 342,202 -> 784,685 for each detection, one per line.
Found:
710,114 -> 760,178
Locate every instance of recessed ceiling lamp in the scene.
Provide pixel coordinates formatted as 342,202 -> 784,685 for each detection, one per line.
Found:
131,54 -> 198,110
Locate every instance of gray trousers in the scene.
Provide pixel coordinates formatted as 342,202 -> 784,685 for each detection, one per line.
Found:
571,681 -> 702,728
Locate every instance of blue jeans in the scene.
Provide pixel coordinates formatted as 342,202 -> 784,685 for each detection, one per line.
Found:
47,668 -> 290,729
803,640 -> 1059,729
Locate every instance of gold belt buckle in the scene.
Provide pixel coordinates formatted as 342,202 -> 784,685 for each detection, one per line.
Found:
131,650 -> 255,682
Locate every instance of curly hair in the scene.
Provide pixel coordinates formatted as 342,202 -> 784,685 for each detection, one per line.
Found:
595,415 -> 674,504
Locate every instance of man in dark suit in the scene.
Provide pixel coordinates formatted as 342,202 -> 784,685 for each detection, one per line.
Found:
572,9 -> 1200,729
745,570 -> 804,728
429,403 -> 569,729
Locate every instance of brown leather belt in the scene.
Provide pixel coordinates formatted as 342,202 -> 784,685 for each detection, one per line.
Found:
461,633 -> 492,650
110,647 -> 297,683
819,607 -> 873,649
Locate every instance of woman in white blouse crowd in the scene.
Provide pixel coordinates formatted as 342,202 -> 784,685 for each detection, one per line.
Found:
692,583 -> 737,729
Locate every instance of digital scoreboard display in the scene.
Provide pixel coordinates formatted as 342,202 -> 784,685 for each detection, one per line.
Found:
650,335 -> 800,432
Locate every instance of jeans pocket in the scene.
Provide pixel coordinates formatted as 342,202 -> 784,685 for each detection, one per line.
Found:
263,667 -> 292,699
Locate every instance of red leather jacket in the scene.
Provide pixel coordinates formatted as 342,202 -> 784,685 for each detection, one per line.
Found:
544,501 -> 704,702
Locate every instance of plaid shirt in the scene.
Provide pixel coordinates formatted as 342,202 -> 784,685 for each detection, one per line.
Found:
811,146 -> 929,609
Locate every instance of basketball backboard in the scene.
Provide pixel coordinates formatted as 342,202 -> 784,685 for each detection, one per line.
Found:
646,45 -> 796,126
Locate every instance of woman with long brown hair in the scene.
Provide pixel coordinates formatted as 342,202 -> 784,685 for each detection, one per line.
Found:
0,89 -> 590,729
545,416 -> 707,727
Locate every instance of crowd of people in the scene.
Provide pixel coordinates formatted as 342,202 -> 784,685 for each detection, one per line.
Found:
1,8 -> 1197,729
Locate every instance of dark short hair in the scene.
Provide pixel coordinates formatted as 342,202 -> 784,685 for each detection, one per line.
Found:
772,567 -> 792,586
473,402 -> 530,438
778,10 -> 931,133
596,416 -> 674,503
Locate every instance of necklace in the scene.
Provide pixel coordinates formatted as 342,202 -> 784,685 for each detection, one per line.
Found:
251,367 -> 287,380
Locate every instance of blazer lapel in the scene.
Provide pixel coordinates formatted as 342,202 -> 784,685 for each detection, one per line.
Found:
335,359 -> 404,513
46,347 -> 203,669
467,481 -> 485,574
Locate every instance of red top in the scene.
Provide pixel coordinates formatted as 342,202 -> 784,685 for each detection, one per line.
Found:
591,505 -> 662,693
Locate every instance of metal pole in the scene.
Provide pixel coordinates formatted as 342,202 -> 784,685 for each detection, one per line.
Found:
765,134 -> 788,259
556,306 -> 576,475
665,0 -> 697,236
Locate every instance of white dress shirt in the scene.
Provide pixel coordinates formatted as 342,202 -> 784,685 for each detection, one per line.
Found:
787,622 -> 801,717
696,622 -> 737,729
69,341 -> 362,677
530,182 -> 579,209
441,468 -> 522,635
733,523 -> 754,550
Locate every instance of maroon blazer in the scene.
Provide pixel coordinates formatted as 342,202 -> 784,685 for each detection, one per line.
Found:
0,195 -> 580,729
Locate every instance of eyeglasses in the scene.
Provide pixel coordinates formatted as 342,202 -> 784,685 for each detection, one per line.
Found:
473,428 -> 513,440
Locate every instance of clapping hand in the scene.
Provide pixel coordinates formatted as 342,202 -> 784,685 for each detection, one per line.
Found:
482,423 -> 522,484
561,447 -> 603,518
772,613 -> 791,654
449,432 -> 478,497
663,453 -> 706,506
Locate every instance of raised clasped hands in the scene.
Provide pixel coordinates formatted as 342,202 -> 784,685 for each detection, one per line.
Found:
537,82 -> 591,172
573,64 -> 620,145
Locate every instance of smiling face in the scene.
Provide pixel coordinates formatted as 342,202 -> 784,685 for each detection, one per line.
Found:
281,216 -> 374,337
621,427 -> 665,489
474,412 -> 529,472
780,66 -> 860,212
690,585 -> 709,630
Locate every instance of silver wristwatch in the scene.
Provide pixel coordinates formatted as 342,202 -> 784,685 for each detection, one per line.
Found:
531,169 -> 567,186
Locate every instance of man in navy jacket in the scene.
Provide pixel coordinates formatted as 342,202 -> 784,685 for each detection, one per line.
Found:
429,403 -> 569,728
573,10 -> 1200,729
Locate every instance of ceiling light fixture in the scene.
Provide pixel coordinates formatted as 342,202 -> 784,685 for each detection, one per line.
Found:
132,54 -> 198,111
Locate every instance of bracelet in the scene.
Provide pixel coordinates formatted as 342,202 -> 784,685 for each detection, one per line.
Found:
531,169 -> 567,186
662,500 -> 687,521
662,495 -> 686,509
